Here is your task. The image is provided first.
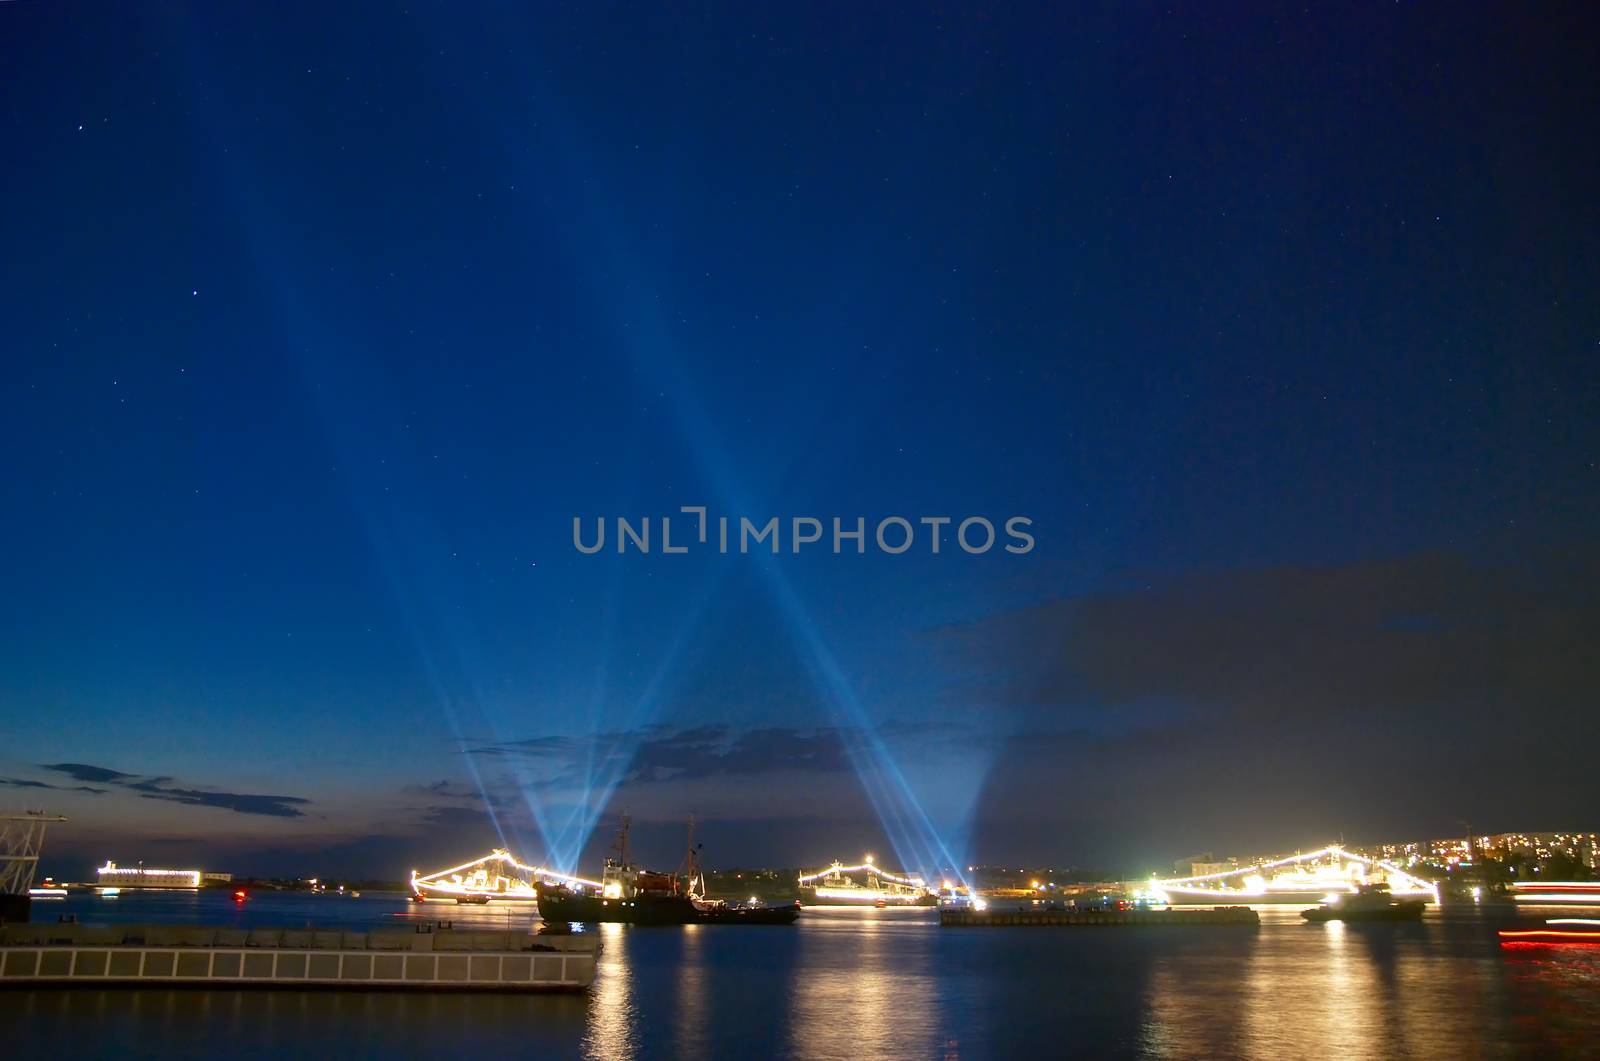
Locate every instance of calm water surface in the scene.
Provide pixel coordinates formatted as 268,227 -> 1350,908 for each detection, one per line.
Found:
3,891 -> 1596,1058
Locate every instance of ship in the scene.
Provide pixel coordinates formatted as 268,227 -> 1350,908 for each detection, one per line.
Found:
797,857 -> 937,906
95,860 -> 203,890
1301,882 -> 1426,922
409,849 -> 563,903
1149,846 -> 1438,907
536,816 -> 799,926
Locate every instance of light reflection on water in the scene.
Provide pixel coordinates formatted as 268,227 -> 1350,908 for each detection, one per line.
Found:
785,912 -> 939,1059
4,894 -> 1599,1058
585,922 -> 637,1060
1142,908 -> 1600,1058
671,924 -> 708,1058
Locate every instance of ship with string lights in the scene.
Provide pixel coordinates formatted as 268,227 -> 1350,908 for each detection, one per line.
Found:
797,856 -> 938,906
409,849 -> 599,903
1146,845 -> 1438,906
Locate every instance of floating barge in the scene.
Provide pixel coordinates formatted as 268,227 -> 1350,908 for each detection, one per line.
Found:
0,923 -> 596,991
940,906 -> 1259,927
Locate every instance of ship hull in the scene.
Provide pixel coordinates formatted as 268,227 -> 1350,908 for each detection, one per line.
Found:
1303,900 -> 1426,923
800,889 -> 936,907
538,889 -> 800,926
1162,890 -> 1353,906
699,903 -> 801,925
537,888 -> 700,926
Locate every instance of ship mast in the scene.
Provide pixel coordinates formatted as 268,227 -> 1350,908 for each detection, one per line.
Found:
612,812 -> 631,868
682,814 -> 703,899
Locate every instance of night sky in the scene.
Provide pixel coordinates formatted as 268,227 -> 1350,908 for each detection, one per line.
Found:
3,3 -> 1597,880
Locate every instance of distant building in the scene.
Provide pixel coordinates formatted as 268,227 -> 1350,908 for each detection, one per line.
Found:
1475,832 -> 1598,868
1172,853 -> 1230,876
1429,838 -> 1472,864
1314,831 -> 1597,872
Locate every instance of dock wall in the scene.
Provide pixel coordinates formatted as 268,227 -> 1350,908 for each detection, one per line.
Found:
0,923 -> 595,990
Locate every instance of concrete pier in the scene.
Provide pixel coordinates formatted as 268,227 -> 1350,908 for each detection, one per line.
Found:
0,922 -> 596,991
941,906 -> 1260,927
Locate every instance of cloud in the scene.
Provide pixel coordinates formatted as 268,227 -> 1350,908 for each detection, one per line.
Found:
127,781 -> 310,818
401,780 -> 485,801
419,804 -> 493,827
0,776 -> 107,795
469,724 -> 854,787
395,781 -> 516,823
625,726 -> 852,782
42,763 -> 137,784
39,763 -> 311,819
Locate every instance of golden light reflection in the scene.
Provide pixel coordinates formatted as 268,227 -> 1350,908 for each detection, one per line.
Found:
786,911 -> 941,1058
1141,910 -> 1510,1057
673,924 -> 708,1057
583,924 -> 637,1061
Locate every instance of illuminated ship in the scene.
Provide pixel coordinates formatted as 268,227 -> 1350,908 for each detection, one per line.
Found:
797,856 -> 937,906
409,849 -> 597,903
28,877 -> 68,900
1148,846 -> 1438,906
535,816 -> 800,926
96,861 -> 202,890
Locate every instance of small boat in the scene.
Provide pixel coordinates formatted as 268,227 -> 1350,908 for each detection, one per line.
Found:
1302,883 -> 1425,923
695,899 -> 802,925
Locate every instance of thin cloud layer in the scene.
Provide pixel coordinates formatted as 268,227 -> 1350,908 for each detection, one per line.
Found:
0,776 -> 107,795
469,724 -> 854,788
40,763 -> 311,819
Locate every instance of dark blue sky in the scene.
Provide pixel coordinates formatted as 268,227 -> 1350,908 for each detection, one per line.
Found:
3,3 -> 1596,878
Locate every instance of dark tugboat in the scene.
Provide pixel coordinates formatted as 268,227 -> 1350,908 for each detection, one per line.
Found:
1301,882 -> 1427,923
696,900 -> 801,925
536,815 -> 799,927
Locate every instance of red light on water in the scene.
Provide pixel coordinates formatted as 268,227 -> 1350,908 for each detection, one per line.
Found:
234,890 -> 248,901
1498,929 -> 1600,946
